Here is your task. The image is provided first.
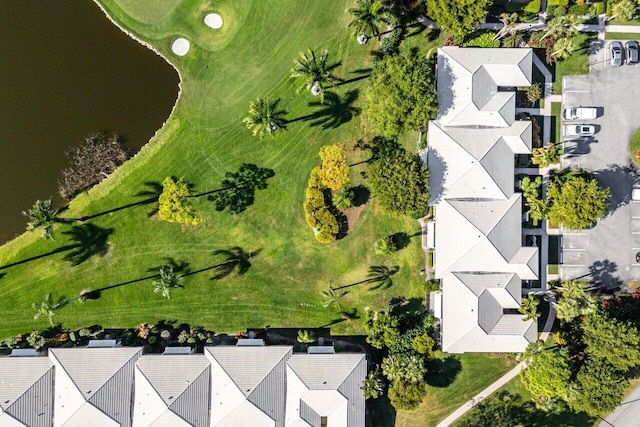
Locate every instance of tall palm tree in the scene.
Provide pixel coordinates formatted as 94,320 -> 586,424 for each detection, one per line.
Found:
152,266 -> 184,299
333,187 -> 354,210
32,293 -> 62,325
291,49 -> 342,103
321,283 -> 347,310
542,15 -> 580,40
347,0 -> 388,40
494,12 -> 519,41
243,97 -> 288,139
23,198 -> 58,239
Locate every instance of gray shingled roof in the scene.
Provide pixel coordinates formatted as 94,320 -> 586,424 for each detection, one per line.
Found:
50,347 -> 142,427
136,355 -> 211,427
206,346 -> 292,427
0,357 -> 54,427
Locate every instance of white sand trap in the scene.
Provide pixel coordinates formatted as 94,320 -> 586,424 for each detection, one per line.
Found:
204,13 -> 223,29
171,38 -> 190,56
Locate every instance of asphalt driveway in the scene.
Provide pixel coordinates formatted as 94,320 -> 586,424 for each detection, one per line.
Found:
559,39 -> 640,288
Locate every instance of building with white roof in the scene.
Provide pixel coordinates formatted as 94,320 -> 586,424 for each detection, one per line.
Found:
0,344 -> 365,426
428,47 -> 539,353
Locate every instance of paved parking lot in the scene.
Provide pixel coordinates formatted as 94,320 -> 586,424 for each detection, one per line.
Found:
560,39 -> 640,288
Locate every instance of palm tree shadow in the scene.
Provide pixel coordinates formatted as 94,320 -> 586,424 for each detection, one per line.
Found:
289,91 -> 360,129
333,265 -> 399,291
146,257 -> 191,276
79,181 -> 162,221
207,164 -> 275,214
208,247 -> 262,280
337,68 -> 371,87
62,224 -> 114,266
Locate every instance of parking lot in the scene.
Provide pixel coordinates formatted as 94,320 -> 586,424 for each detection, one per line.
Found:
560,39 -> 640,287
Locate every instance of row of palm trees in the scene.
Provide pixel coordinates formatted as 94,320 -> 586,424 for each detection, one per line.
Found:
243,49 -> 343,139
241,0 -> 396,139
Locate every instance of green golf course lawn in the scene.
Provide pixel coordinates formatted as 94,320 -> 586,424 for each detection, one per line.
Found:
0,0 -> 427,338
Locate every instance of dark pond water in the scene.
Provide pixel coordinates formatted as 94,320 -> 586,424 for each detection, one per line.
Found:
0,0 -> 179,243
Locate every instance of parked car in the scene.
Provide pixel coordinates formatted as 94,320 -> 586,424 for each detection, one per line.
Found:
563,106 -> 598,120
564,124 -> 596,136
633,188 -> 640,201
626,41 -> 639,64
611,41 -> 624,67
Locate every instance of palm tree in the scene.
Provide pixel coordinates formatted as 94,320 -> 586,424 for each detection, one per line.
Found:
321,283 -> 347,310
32,293 -> 63,325
243,97 -> 288,139
333,187 -> 354,210
551,38 -> 576,61
152,266 -> 184,299
291,50 -> 341,103
519,294 -> 541,321
542,15 -> 580,40
494,12 -> 519,41
23,198 -> 58,239
347,0 -> 388,40
532,143 -> 564,167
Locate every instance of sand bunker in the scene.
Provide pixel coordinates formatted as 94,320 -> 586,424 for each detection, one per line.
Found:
204,13 -> 223,29
171,38 -> 190,56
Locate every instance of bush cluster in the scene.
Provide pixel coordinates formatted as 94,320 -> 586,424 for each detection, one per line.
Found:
303,167 -> 339,243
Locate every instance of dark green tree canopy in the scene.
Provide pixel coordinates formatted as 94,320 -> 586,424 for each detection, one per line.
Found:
368,146 -> 430,217
582,312 -> 640,371
426,0 -> 491,41
364,49 -> 437,137
520,342 -> 571,408
567,359 -> 628,417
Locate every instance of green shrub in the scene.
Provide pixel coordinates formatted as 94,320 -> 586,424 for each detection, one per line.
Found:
463,32 -> 500,48
380,26 -> 405,53
388,380 -> 427,410
303,166 -> 339,243
148,336 -> 157,345
69,331 -> 77,342
375,236 -> 397,255
630,128 -> 640,165
79,328 -> 91,337
568,4 -> 590,15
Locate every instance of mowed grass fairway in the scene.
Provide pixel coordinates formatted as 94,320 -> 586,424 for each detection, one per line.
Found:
0,0 -> 426,338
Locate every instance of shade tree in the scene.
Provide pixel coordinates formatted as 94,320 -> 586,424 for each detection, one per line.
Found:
546,170 -> 609,230
425,0 -> 491,41
364,49 -> 437,137
520,341 -> 571,410
368,147 -> 430,217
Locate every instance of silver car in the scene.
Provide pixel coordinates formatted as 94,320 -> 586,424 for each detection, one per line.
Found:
626,41 -> 639,64
611,41 -> 624,67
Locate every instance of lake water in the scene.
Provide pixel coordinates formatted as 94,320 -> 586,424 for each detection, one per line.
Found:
0,0 -> 179,243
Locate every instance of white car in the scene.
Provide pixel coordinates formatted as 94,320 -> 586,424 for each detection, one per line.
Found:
563,107 -> 597,120
633,188 -> 640,201
564,124 -> 596,136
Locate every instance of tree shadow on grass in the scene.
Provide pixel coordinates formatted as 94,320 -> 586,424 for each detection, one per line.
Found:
351,185 -> 370,207
79,180 -> 162,221
180,247 -> 261,280
333,265 -> 399,291
288,91 -> 360,129
207,164 -> 275,214
391,232 -> 411,251
0,224 -> 113,270
425,355 -> 462,387
62,224 -> 114,266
